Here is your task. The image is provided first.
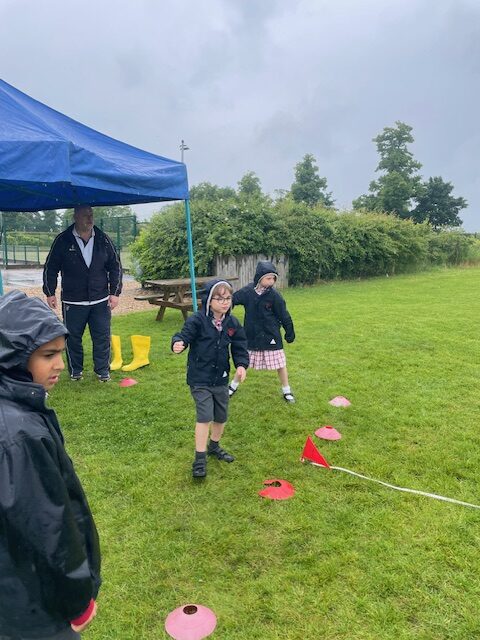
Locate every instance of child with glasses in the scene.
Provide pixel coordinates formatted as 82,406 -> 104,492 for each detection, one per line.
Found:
229,260 -> 296,403
171,279 -> 249,478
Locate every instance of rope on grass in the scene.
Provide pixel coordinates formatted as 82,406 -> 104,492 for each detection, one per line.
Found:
331,466 -> 480,510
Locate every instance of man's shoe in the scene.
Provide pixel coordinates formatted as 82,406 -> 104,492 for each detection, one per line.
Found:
97,374 -> 111,382
192,458 -> 207,478
70,373 -> 83,381
208,445 -> 235,463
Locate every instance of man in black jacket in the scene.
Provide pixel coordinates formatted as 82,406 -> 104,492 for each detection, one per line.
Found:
43,206 -> 122,382
0,291 -> 101,639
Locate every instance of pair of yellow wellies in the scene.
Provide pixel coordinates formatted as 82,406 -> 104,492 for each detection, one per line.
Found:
110,335 -> 151,372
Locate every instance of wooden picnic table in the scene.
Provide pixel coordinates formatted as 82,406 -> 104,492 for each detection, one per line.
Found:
136,276 -> 238,321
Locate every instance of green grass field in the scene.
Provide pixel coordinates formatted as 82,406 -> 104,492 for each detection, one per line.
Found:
52,266 -> 480,639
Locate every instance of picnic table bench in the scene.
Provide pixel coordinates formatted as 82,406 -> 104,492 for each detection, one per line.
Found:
135,276 -> 238,321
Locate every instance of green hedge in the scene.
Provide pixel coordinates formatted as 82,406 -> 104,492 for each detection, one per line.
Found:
131,199 -> 477,285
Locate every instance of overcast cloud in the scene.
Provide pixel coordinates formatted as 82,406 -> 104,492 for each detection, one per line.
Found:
1,0 -> 479,229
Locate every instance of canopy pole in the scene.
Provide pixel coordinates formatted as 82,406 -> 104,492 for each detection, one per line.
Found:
184,199 -> 197,312
0,213 -> 4,295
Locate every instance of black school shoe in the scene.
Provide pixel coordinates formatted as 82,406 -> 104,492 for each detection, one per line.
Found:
207,444 -> 235,463
192,457 -> 207,478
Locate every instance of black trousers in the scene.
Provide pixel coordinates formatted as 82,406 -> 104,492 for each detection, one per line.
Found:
62,300 -> 111,377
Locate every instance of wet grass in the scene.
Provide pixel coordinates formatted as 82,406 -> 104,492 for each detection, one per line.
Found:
52,266 -> 480,639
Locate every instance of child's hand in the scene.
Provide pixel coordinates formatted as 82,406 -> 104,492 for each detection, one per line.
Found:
71,600 -> 97,632
236,366 -> 247,382
173,341 -> 186,353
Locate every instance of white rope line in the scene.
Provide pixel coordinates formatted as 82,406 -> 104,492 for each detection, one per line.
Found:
330,466 -> 480,510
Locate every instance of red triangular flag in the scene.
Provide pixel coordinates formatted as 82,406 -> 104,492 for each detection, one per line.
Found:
300,436 -> 331,468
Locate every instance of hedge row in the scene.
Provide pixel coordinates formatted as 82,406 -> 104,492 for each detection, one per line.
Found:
131,198 -> 478,286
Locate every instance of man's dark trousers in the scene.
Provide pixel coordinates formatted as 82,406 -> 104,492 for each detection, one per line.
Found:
62,300 -> 111,377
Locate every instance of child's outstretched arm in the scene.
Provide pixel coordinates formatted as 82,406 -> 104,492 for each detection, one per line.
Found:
232,287 -> 247,308
171,315 -> 200,353
273,293 -> 295,343
230,322 -> 249,379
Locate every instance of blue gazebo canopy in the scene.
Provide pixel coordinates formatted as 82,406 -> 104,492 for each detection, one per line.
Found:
0,79 -> 188,211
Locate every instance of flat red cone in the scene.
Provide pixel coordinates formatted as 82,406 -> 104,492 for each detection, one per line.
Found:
165,604 -> 217,640
329,396 -> 351,407
300,436 -> 331,468
315,425 -> 342,441
259,479 -> 295,500
119,377 -> 138,387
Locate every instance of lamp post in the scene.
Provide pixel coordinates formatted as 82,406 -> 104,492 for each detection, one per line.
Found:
180,139 -> 189,163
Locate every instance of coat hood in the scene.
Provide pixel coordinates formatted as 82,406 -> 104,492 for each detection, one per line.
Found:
201,278 -> 233,317
0,290 -> 68,371
253,261 -> 278,286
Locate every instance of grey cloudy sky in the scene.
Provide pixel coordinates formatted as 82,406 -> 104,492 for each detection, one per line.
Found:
1,0 -> 479,229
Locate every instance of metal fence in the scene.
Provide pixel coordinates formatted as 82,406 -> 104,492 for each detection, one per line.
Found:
0,215 -> 143,269
0,243 -> 41,268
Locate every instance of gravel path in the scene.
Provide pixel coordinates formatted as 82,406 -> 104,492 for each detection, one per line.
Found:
5,279 -> 152,316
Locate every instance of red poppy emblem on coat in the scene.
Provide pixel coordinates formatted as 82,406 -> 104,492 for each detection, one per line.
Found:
227,327 -> 236,336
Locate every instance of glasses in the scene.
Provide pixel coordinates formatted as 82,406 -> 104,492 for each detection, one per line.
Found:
212,296 -> 232,303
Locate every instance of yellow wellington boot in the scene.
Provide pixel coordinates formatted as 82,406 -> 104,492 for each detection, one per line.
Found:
110,334 -> 123,371
121,335 -> 151,372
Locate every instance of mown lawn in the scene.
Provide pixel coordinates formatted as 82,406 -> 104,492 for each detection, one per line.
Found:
52,266 -> 480,639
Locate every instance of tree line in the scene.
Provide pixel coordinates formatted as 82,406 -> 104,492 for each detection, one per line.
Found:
1,120 -> 468,236
0,205 -> 136,232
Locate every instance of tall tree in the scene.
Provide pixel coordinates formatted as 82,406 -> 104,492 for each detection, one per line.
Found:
189,182 -> 236,201
411,177 -> 467,229
237,171 -> 262,198
0,210 -> 60,231
353,121 -> 422,218
291,154 -> 334,207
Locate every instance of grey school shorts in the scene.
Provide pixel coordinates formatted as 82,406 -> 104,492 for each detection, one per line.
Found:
190,385 -> 229,423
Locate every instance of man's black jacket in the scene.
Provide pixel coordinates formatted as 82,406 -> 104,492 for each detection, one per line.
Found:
42,224 -> 122,302
0,291 -> 101,638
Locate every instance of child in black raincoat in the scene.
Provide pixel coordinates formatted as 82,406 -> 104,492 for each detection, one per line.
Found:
229,260 -> 296,402
0,291 -> 101,639
172,279 -> 249,478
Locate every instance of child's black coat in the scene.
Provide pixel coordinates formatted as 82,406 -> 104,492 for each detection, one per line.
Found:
171,279 -> 249,387
0,291 -> 101,638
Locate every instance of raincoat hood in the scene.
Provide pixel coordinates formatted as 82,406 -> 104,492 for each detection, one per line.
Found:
253,261 -> 278,286
0,290 -> 68,372
201,278 -> 234,317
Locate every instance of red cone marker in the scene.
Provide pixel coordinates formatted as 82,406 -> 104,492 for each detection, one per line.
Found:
119,377 -> 138,387
329,396 -> 351,407
259,479 -> 295,500
165,604 -> 217,640
315,425 -> 342,440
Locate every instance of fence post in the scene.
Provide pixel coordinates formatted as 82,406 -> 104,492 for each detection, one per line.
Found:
116,217 -> 121,251
3,225 -> 8,268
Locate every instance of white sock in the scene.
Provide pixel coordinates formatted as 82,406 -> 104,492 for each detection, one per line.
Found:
282,385 -> 291,394
230,379 -> 239,390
